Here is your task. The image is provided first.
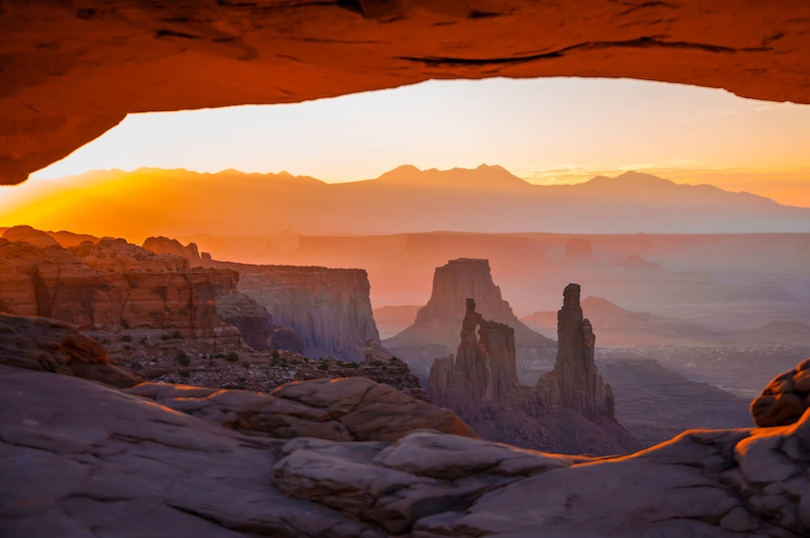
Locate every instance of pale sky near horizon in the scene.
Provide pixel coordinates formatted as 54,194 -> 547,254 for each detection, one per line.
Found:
28,77 -> 810,186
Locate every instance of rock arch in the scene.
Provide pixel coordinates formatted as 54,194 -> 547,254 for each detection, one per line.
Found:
2,1 -> 808,184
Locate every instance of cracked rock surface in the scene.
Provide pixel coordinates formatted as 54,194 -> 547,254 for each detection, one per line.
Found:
2,356 -> 810,536
125,376 -> 477,442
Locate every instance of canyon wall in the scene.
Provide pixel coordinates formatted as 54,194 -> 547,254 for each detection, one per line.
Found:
209,261 -> 381,362
385,258 -> 555,378
428,287 -> 637,455
0,228 -> 242,349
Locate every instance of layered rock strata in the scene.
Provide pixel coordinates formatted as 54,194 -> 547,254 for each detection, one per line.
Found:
1,320 -> 809,537
0,230 -> 242,351
385,258 -> 555,378
428,292 -> 637,455
208,261 -> 382,362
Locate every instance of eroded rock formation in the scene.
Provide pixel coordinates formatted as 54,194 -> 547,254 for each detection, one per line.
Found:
751,357 -> 810,427
1,315 -> 809,537
215,291 -> 304,353
428,292 -> 637,455
143,236 -> 201,266
0,313 -> 140,388
0,229 -> 244,350
208,260 -> 382,362
385,258 -> 555,377
429,299 -> 518,413
3,2 -> 809,184
535,283 -> 615,418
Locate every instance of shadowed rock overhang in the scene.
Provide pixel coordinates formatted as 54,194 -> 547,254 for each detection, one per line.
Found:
1,0 -> 809,184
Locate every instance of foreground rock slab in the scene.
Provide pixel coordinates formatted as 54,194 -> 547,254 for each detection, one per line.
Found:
126,376 -> 476,442
2,361 -> 809,537
0,366 -> 383,538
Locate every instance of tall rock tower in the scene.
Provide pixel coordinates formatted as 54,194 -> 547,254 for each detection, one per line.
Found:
535,283 -> 615,419
428,299 -> 518,412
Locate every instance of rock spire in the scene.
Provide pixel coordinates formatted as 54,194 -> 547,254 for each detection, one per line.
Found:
535,283 -> 615,419
428,299 -> 518,412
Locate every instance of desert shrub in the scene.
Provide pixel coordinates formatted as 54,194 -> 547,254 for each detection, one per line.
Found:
271,349 -> 280,359
237,376 -> 246,383
215,353 -> 225,359
317,362 -> 329,370
176,353 -> 190,367
172,330 -> 182,339
242,361 -> 250,368
160,334 -> 171,341
208,360 -> 214,366
121,334 -> 133,342
345,362 -> 359,369
370,360 -> 383,367
179,370 -> 190,378
225,351 -> 239,363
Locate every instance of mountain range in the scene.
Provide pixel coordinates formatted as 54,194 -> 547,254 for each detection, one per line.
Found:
4,165 -> 810,239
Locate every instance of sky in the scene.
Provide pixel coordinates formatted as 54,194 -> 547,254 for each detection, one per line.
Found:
25,77 -> 810,192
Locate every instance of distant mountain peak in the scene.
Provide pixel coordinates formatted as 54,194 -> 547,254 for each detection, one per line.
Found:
374,164 -> 531,191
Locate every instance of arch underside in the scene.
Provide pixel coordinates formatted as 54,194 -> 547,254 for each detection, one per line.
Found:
1,0 -> 808,184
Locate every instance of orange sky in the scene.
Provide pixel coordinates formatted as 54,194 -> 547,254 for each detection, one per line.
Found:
3,77 -> 810,238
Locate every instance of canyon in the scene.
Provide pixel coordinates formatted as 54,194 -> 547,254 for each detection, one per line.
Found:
137,233 -> 383,362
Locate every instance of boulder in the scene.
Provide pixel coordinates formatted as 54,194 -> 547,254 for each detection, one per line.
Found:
751,357 -> 810,427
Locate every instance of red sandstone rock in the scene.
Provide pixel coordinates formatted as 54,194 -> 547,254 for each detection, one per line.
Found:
0,313 -> 140,388
1,2 -> 809,184
0,233 -> 240,346
751,357 -> 810,427
143,236 -> 201,266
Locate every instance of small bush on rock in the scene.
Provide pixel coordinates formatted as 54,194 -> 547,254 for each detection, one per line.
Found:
176,353 -> 190,367
271,350 -> 280,359
121,334 -> 132,342
225,352 -> 239,363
